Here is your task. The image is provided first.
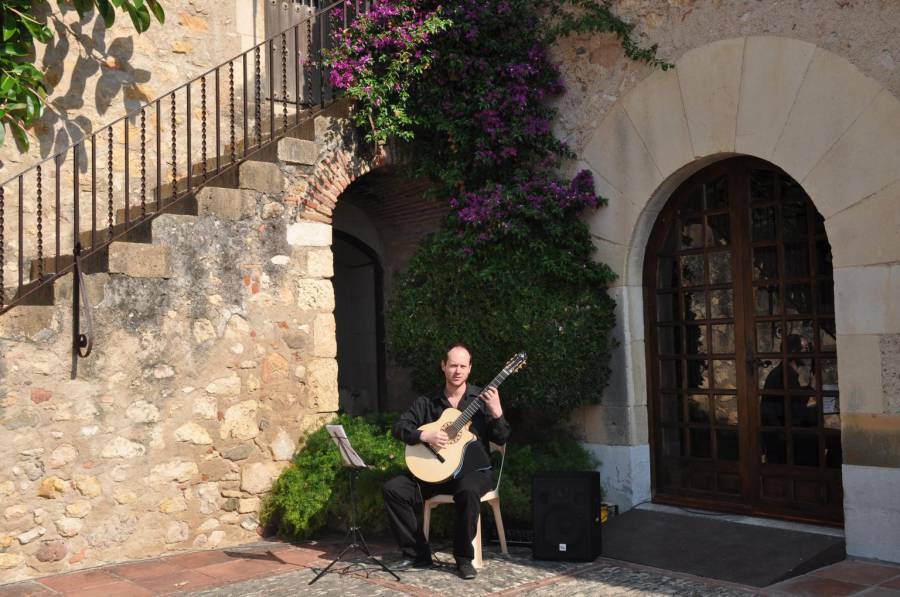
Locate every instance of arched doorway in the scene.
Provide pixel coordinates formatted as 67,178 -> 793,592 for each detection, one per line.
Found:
644,157 -> 842,524
332,230 -> 385,415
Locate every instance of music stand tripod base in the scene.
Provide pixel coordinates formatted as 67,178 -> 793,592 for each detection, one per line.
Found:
308,468 -> 399,585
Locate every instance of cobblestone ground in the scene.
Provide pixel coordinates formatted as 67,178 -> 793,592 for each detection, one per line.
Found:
185,544 -> 759,597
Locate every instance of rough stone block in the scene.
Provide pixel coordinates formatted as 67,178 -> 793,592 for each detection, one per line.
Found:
108,242 -> 173,278
196,187 -> 257,220
313,313 -> 337,358
0,306 -> 56,340
239,161 -> 284,194
308,358 -> 339,413
314,115 -> 336,141
287,222 -> 332,247
306,248 -> 334,278
278,138 -> 320,165
296,279 -> 335,311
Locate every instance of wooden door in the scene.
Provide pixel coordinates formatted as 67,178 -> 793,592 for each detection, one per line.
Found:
644,157 -> 843,524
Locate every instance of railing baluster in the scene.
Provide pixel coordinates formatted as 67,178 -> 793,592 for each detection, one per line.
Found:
156,99 -> 161,210
306,17 -> 313,106
294,25 -> 301,125
36,165 -> 43,279
229,61 -> 236,164
124,119 -> 130,226
18,176 -> 23,290
282,31 -> 288,133
73,144 -> 80,252
186,83 -> 192,192
269,39 -> 275,138
200,76 -> 207,180
54,154 -> 60,274
171,92 -> 178,202
107,127 -> 114,240
215,67 -> 221,174
243,52 -> 249,158
91,135 -> 96,250
140,108 -> 147,217
254,47 -> 262,147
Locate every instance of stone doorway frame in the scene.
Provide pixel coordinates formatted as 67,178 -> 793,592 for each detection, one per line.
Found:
579,36 -> 900,562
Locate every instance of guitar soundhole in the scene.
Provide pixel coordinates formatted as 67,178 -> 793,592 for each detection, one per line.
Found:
441,423 -> 461,444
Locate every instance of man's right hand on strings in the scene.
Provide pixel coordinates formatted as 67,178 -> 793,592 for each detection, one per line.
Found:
420,429 -> 449,449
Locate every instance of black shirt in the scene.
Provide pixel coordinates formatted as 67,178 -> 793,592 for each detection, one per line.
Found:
393,383 -> 511,473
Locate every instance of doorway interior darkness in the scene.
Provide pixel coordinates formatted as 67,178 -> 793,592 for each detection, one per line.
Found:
332,231 -> 386,415
644,157 -> 843,525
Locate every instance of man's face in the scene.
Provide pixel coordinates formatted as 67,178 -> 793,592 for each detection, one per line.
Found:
441,347 -> 472,388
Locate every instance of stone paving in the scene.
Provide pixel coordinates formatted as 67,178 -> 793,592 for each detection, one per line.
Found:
2,537 -> 900,596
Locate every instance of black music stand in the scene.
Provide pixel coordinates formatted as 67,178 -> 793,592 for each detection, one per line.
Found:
308,425 -> 400,585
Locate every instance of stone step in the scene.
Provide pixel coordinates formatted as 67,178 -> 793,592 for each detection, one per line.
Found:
238,160 -> 284,194
277,137 -> 320,165
1,278 -> 55,309
196,187 -> 257,220
107,242 -> 173,278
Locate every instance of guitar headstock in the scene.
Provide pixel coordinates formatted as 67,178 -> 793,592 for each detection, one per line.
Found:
502,351 -> 528,376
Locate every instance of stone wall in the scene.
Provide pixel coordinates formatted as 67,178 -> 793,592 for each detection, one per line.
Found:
0,109 -> 382,581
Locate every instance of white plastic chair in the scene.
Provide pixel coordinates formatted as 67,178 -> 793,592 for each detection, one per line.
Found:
421,442 -> 508,568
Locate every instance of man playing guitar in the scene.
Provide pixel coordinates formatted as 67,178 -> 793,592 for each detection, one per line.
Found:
383,343 -> 511,579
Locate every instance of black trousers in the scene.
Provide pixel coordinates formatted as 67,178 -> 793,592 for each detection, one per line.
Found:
382,470 -> 493,562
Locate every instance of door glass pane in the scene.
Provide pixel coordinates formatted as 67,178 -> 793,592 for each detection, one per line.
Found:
755,285 -> 780,316
819,359 -> 838,386
817,281 -> 835,313
660,394 -> 683,425
680,215 -> 704,249
685,324 -> 707,354
690,429 -> 712,458
657,292 -> 678,322
707,215 -> 730,247
756,321 -> 782,353
791,397 -> 818,427
684,291 -> 706,321
659,359 -> 682,390
680,254 -> 704,286
760,431 -> 787,464
712,324 -> 735,354
751,206 -> 777,241
705,177 -> 728,210
688,394 -> 710,423
713,360 -> 736,389
658,258 -> 678,288
709,289 -> 734,318
825,433 -> 842,468
657,325 -> 682,354
819,320 -> 837,352
758,359 -> 779,389
782,195 -> 809,239
687,360 -> 710,389
793,434 -> 819,467
817,240 -> 833,277
750,170 -> 776,202
708,251 -> 732,283
717,430 -> 739,461
784,284 -> 812,315
784,244 -> 810,278
662,427 -> 685,458
760,395 -> 785,426
715,395 -> 738,426
753,246 -> 779,280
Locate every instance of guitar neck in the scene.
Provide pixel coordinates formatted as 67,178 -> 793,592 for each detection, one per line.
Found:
448,368 -> 512,435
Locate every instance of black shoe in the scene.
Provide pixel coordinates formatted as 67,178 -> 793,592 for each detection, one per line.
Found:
456,559 -> 477,580
394,549 -> 433,570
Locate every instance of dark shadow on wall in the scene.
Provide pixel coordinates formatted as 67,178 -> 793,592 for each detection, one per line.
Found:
33,3 -> 153,163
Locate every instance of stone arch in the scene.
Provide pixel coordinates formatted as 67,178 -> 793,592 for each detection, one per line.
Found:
579,35 -> 900,561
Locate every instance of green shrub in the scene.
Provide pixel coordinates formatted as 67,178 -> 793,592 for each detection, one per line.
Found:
261,414 -> 406,539
262,414 -> 599,540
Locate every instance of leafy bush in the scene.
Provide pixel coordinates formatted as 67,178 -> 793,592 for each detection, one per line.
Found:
261,414 -> 406,538
262,415 -> 599,541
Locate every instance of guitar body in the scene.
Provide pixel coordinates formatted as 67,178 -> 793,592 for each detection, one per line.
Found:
405,408 -> 478,484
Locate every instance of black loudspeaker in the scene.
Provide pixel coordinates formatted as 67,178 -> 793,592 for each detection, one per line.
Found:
532,471 -> 602,561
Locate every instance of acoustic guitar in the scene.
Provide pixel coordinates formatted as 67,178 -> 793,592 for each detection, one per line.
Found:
405,352 -> 527,484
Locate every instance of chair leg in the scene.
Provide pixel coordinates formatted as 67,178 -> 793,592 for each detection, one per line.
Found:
423,503 -> 432,541
490,499 -> 508,555
472,513 -> 483,569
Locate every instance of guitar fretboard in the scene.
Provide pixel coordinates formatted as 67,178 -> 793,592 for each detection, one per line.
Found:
447,368 -> 512,437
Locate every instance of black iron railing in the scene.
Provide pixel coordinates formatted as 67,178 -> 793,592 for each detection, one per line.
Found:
0,0 -> 365,317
